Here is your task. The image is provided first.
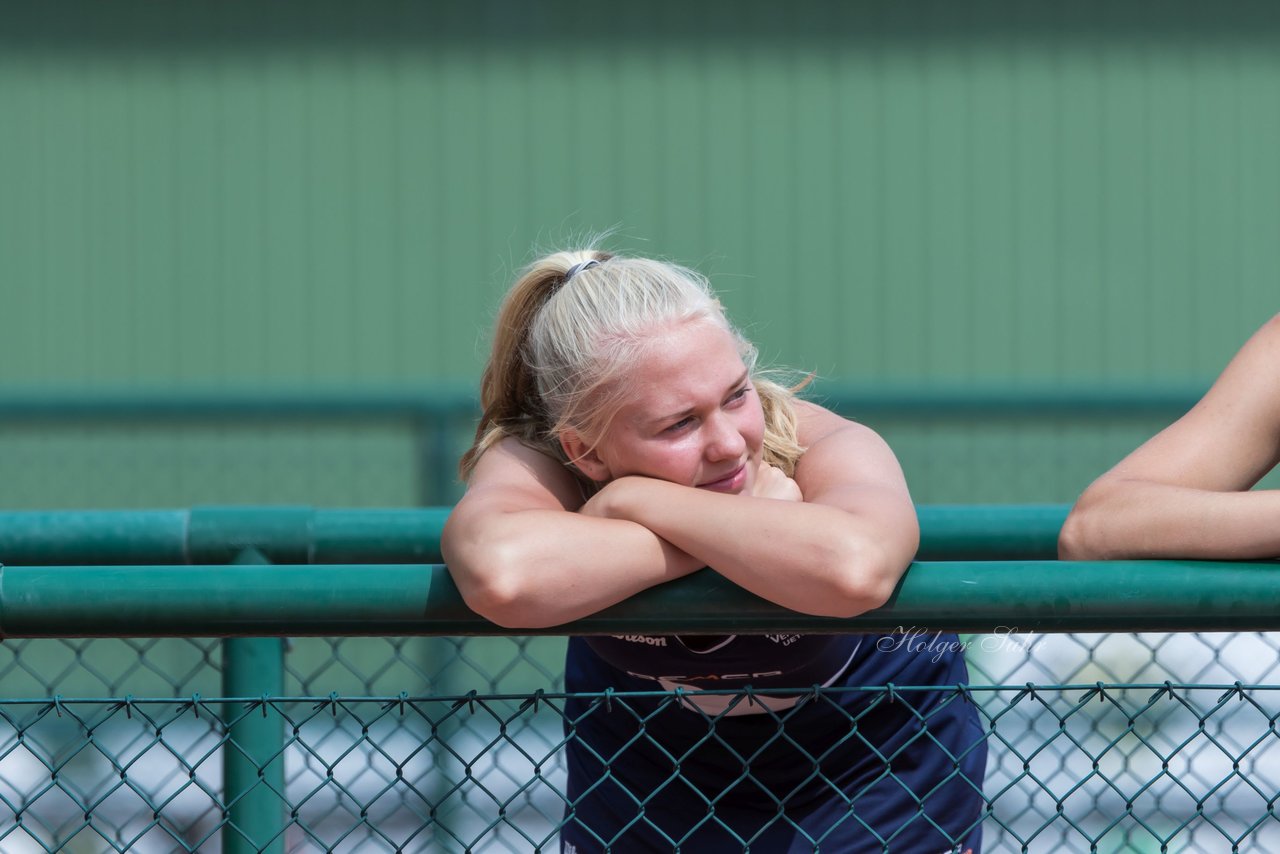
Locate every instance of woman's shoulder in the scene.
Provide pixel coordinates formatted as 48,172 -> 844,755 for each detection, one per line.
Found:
462,435 -> 586,512
790,400 -> 911,499
793,399 -> 885,449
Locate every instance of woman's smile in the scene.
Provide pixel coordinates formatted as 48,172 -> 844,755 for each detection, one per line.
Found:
697,462 -> 748,492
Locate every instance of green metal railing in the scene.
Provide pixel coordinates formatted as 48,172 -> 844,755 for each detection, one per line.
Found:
7,557 -> 1280,638
2,505 -> 1280,851
0,503 -> 1063,566
0,384 -> 1203,421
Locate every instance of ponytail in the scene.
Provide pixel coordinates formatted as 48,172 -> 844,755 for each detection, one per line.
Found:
459,250 -> 611,478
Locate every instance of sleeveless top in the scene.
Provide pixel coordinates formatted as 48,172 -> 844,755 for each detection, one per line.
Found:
580,629 -> 964,715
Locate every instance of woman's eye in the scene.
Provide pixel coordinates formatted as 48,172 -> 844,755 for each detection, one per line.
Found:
665,417 -> 694,434
726,387 -> 749,404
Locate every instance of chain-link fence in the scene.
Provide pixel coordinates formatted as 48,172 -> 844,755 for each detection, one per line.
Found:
2,561 -> 1279,852
2,679 -> 1278,853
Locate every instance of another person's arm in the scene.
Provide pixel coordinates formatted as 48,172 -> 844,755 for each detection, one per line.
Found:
1059,314 -> 1280,560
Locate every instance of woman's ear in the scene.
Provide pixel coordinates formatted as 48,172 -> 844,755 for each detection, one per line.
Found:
559,430 -> 610,482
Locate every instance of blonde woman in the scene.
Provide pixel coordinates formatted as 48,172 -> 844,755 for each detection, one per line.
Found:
443,248 -> 986,852
1061,315 -> 1280,560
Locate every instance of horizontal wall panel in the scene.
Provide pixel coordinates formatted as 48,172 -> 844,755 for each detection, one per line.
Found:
3,1 -> 1278,389
2,2 -> 1278,506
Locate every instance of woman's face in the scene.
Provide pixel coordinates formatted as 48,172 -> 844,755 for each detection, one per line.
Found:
580,318 -> 765,494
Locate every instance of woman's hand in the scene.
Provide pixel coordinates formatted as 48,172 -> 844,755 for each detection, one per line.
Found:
751,461 -> 803,502
578,480 -> 622,519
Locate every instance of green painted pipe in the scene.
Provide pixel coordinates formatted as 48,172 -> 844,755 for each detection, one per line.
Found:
1,560 -> 1278,637
915,504 -> 1067,560
0,386 -> 479,421
0,507 -> 453,565
0,383 -> 1201,420
814,383 -> 1202,417
0,510 -> 189,565
222,551 -> 285,854
0,505 -> 1051,565
310,507 -> 450,563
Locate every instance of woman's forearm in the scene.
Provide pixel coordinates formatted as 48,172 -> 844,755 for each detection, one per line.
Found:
1060,481 -> 1280,560
591,478 -> 913,617
443,507 -> 705,628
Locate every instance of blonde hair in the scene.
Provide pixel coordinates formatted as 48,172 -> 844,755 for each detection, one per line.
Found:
459,249 -> 805,482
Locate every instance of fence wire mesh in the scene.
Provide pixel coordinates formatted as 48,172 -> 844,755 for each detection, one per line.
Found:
3,399 -> 1278,851
2,635 -> 1280,852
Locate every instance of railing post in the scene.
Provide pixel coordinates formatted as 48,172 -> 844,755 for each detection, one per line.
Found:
222,548 -> 285,854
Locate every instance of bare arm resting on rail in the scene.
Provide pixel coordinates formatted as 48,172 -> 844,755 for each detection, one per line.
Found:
581,401 -> 916,619
442,400 -> 917,629
442,437 -> 706,628
1059,313 -> 1280,560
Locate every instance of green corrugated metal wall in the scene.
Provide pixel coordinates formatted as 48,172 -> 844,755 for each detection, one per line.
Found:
2,1 -> 1278,506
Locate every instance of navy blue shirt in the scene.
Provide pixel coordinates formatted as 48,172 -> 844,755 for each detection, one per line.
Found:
561,632 -> 988,852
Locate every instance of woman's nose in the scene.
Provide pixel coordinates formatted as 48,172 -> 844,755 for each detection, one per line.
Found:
704,413 -> 746,461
